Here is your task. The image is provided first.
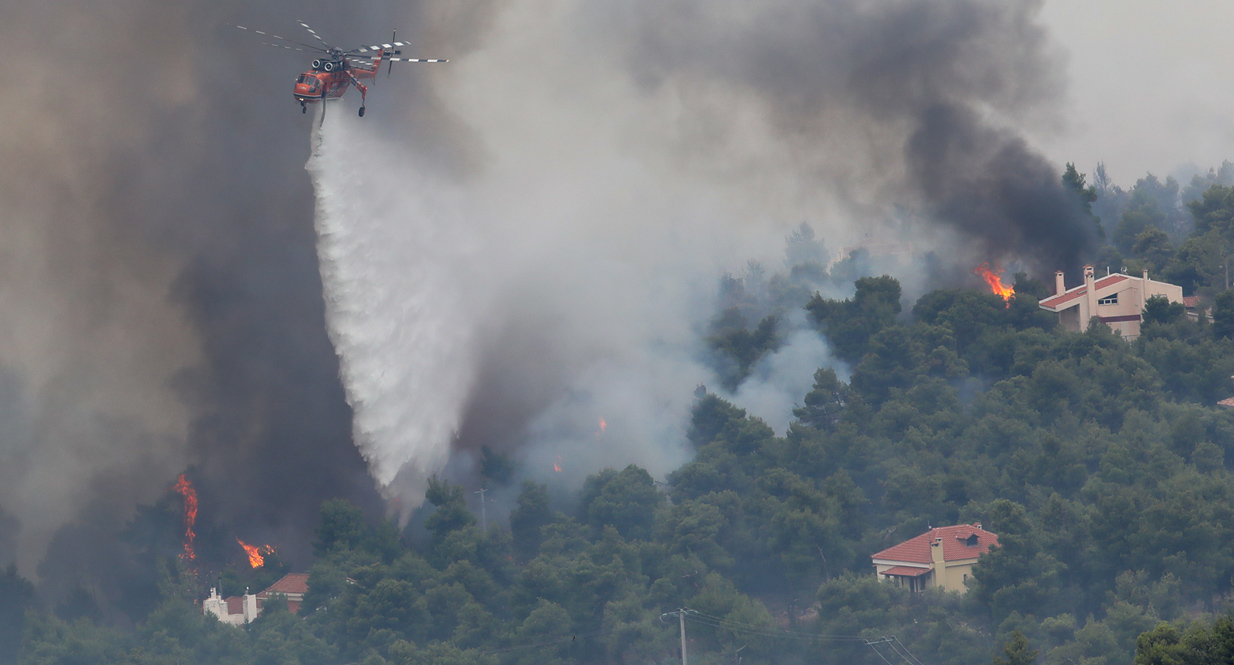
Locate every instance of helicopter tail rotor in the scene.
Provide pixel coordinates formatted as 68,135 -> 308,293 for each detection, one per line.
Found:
387,30 -> 396,78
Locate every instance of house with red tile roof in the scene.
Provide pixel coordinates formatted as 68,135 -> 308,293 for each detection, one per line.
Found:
1038,266 -> 1183,339
257,573 -> 309,615
870,524 -> 998,593
203,573 -> 310,625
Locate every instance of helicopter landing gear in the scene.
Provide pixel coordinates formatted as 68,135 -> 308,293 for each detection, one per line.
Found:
301,102 -> 307,114
358,106 -> 365,117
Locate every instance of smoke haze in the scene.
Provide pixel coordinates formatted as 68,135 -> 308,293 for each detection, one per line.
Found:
2,0 -> 1100,600
312,0 -> 1094,509
0,0 -> 384,582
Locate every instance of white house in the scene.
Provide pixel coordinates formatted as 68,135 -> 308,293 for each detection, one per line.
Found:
203,573 -> 309,625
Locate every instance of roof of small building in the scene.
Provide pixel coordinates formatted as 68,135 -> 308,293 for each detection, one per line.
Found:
871,524 -> 999,564
261,573 -> 309,596
1039,274 -> 1130,310
225,596 -> 243,615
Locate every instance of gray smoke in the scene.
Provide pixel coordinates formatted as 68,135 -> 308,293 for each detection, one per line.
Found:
0,0 -> 1091,604
0,0 -> 388,584
303,0 -> 1089,509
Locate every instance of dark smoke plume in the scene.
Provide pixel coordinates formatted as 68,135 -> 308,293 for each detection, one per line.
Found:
0,0 -> 404,600
575,0 -> 1095,271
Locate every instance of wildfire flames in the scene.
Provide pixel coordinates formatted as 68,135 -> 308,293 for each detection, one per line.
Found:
172,474 -> 197,563
598,417 -> 606,434
553,455 -> 563,473
973,263 -> 1015,306
237,538 -> 275,568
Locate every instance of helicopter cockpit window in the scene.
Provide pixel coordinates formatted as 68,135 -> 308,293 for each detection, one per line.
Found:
297,74 -> 309,84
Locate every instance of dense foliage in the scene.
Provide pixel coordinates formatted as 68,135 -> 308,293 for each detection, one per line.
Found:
10,168 -> 1234,664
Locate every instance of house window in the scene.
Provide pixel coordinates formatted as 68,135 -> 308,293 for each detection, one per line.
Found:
965,534 -> 979,547
1097,294 -> 1118,305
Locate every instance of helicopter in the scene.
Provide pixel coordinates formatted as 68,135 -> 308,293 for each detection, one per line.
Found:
236,21 -> 447,119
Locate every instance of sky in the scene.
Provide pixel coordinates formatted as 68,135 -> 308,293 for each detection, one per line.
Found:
1038,0 -> 1234,186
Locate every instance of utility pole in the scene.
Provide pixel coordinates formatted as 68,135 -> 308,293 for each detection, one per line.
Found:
474,488 -> 487,531
661,608 -> 694,665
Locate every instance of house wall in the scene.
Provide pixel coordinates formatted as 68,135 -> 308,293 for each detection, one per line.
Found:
1059,307 -> 1081,333
1046,273 -> 1185,340
932,559 -> 978,593
873,558 -> 977,594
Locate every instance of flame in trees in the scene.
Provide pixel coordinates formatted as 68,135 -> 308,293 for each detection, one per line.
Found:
553,455 -> 563,473
973,263 -> 1014,306
172,474 -> 197,563
236,538 -> 275,568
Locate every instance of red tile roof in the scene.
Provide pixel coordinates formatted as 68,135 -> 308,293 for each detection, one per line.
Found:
871,524 -> 999,564
1184,296 -> 1200,308
225,596 -> 243,615
1039,274 -> 1129,310
262,573 -> 309,596
881,565 -> 931,577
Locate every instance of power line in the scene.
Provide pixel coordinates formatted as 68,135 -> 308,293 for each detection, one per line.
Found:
477,627 -> 611,656
683,609 -> 867,642
682,608 -> 927,665
889,636 -> 928,665
864,638 -> 897,665
882,636 -> 920,665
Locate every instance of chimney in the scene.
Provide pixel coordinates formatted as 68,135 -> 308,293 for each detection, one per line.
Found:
1143,268 -> 1149,282
1055,270 -> 1065,296
930,537 -> 945,568
243,593 -> 259,623
1084,265 -> 1097,322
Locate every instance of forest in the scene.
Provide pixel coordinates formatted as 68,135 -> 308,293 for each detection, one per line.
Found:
8,163 -> 1234,665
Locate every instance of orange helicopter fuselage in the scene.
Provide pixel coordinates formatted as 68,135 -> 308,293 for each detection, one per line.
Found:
292,54 -> 381,105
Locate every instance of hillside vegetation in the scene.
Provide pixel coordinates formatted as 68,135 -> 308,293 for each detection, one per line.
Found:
11,168 -> 1234,665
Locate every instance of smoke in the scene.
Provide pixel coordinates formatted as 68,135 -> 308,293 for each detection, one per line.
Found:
734,321 -> 836,436
0,0 -> 1095,606
306,0 -> 1089,511
0,0 -> 386,585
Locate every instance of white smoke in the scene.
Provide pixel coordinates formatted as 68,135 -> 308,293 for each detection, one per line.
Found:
305,0 -> 1053,508
304,87 -> 802,508
732,317 -> 835,436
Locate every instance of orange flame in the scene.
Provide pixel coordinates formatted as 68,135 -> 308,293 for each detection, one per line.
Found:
598,418 -> 606,434
236,538 -> 274,569
172,474 -> 197,563
553,455 -> 563,473
973,263 -> 1014,306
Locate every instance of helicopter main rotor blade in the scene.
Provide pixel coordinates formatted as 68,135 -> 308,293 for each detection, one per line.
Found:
261,42 -> 312,53
236,25 -> 326,52
351,40 -> 414,54
384,57 -> 449,63
297,20 -> 334,50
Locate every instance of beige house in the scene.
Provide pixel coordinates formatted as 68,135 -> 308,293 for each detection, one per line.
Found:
871,524 -> 998,593
1038,266 -> 1184,339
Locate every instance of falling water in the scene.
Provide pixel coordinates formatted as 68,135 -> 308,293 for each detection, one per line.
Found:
306,112 -> 479,509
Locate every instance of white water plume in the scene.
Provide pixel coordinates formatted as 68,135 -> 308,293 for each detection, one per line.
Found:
307,114 -> 480,497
